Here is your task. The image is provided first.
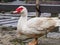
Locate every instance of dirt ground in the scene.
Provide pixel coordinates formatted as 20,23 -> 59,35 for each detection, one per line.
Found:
38,38 -> 60,45
0,27 -> 60,45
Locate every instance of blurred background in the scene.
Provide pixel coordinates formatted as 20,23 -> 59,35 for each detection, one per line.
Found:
0,0 -> 60,45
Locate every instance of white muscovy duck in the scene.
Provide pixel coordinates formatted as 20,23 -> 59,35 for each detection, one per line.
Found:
12,6 -> 58,45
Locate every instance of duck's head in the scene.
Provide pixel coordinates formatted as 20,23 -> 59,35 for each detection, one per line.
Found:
13,6 -> 27,14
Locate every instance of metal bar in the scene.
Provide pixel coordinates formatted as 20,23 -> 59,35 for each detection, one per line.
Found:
0,20 -> 17,25
0,19 -> 18,22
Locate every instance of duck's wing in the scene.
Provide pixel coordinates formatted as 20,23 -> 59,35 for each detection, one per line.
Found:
27,17 -> 56,33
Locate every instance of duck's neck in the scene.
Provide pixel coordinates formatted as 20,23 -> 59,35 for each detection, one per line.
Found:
19,11 -> 28,26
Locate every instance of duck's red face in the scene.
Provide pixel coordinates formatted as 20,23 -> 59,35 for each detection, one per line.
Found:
13,6 -> 23,14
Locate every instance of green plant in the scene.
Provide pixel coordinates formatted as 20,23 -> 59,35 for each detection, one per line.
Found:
10,38 -> 25,45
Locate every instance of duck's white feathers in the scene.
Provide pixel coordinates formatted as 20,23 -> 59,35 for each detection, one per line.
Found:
14,6 -> 57,38
17,17 -> 57,35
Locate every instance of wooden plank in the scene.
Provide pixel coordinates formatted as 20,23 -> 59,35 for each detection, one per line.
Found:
0,4 -> 60,13
36,0 -> 40,17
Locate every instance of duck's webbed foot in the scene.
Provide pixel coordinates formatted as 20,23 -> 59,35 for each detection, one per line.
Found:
28,38 -> 38,45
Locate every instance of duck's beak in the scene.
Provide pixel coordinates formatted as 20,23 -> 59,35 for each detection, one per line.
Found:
11,10 -> 19,14
12,11 -> 18,14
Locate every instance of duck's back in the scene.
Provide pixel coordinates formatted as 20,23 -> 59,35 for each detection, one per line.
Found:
27,17 -> 56,31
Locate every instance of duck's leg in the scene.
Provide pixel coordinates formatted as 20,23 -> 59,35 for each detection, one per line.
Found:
28,38 -> 38,45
